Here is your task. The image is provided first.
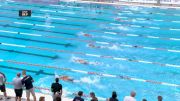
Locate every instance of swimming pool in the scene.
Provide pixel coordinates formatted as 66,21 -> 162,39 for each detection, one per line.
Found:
0,0 -> 180,100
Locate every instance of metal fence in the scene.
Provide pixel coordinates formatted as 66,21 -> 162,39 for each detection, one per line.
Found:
83,0 -> 180,5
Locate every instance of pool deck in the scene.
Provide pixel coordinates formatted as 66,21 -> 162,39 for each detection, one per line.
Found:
0,88 -> 72,101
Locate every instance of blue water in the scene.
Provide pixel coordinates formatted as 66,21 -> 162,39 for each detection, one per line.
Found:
0,0 -> 180,101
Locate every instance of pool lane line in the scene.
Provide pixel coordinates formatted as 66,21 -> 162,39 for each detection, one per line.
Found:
0,65 -> 54,76
1,28 -> 180,54
0,29 -> 92,43
2,6 -> 180,25
1,9 -> 179,31
0,34 -> 73,47
0,11 -> 85,27
0,17 -> 180,43
116,16 -> 180,23
0,23 -> 76,36
0,7 -> 111,23
94,41 -> 180,53
0,47 -> 59,59
1,9 -> 180,31
3,1 -> 180,17
1,42 -> 180,68
0,59 -> 179,87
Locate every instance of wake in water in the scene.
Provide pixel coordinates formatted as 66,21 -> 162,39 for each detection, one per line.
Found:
71,56 -> 102,66
87,43 -> 121,51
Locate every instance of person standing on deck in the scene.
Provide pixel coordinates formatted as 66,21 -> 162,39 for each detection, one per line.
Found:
21,70 -> 36,101
0,72 -> 10,100
51,78 -> 62,101
12,73 -> 23,101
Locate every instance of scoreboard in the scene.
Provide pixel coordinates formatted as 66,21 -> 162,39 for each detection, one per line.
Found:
19,10 -> 31,17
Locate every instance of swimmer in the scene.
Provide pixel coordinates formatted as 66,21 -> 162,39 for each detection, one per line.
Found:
74,58 -> 89,65
59,76 -> 74,82
88,43 -> 101,49
83,33 -> 92,37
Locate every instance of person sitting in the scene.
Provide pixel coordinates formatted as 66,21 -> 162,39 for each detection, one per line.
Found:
90,92 -> 98,101
158,96 -> 163,101
123,91 -> 136,101
73,91 -> 84,101
51,78 -> 62,101
107,91 -> 118,101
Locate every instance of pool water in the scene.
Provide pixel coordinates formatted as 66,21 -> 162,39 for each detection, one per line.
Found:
0,0 -> 180,101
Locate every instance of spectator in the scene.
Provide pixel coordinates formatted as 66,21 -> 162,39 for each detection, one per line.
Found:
56,96 -> 61,101
39,96 -> 45,101
51,78 -> 62,101
12,73 -> 23,101
123,91 -> 136,101
21,70 -> 36,101
73,91 -> 84,101
90,92 -> 98,101
107,91 -> 118,101
0,72 -> 10,100
142,99 -> 147,101
158,96 -> 163,101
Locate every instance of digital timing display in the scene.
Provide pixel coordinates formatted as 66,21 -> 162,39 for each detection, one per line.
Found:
19,10 -> 31,17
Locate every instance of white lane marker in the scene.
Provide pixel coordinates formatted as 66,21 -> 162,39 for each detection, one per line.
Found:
138,60 -> 153,64
167,50 -> 180,53
20,33 -> 42,37
149,27 -> 160,29
131,25 -> 141,28
131,78 -> 146,82
153,19 -> 164,22
120,44 -> 133,47
110,23 -> 122,26
172,21 -> 180,23
162,82 -> 180,87
0,30 -> 17,34
86,54 -> 101,57
170,28 -> 180,31
104,32 -> 117,35
71,69 -> 87,74
0,59 -> 4,62
170,38 -> 180,41
36,24 -> 55,28
147,36 -> 160,39
40,9 -> 56,13
59,11 -> 75,14
95,41 -> 109,45
32,15 -> 66,20
126,34 -> 139,36
1,43 -> 26,48
103,74 -> 116,77
14,22 -> 33,26
165,64 -> 180,68
141,47 -> 156,50
113,57 -> 127,61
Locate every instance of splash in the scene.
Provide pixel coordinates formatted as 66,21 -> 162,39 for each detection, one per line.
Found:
80,76 -> 100,84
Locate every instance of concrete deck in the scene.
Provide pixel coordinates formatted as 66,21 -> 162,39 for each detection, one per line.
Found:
0,88 -> 72,101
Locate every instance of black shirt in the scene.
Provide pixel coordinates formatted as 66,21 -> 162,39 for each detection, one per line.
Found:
91,97 -> 98,101
51,82 -> 62,94
109,98 -> 118,101
21,75 -> 33,90
73,96 -> 84,101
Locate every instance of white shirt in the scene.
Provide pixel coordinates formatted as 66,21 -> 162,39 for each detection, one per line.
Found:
12,77 -> 23,89
123,96 -> 136,101
0,73 -> 5,85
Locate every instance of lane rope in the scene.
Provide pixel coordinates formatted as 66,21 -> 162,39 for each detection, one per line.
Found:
0,59 -> 179,88
0,42 -> 180,68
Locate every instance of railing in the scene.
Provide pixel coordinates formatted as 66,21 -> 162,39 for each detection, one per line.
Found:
81,0 -> 180,5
